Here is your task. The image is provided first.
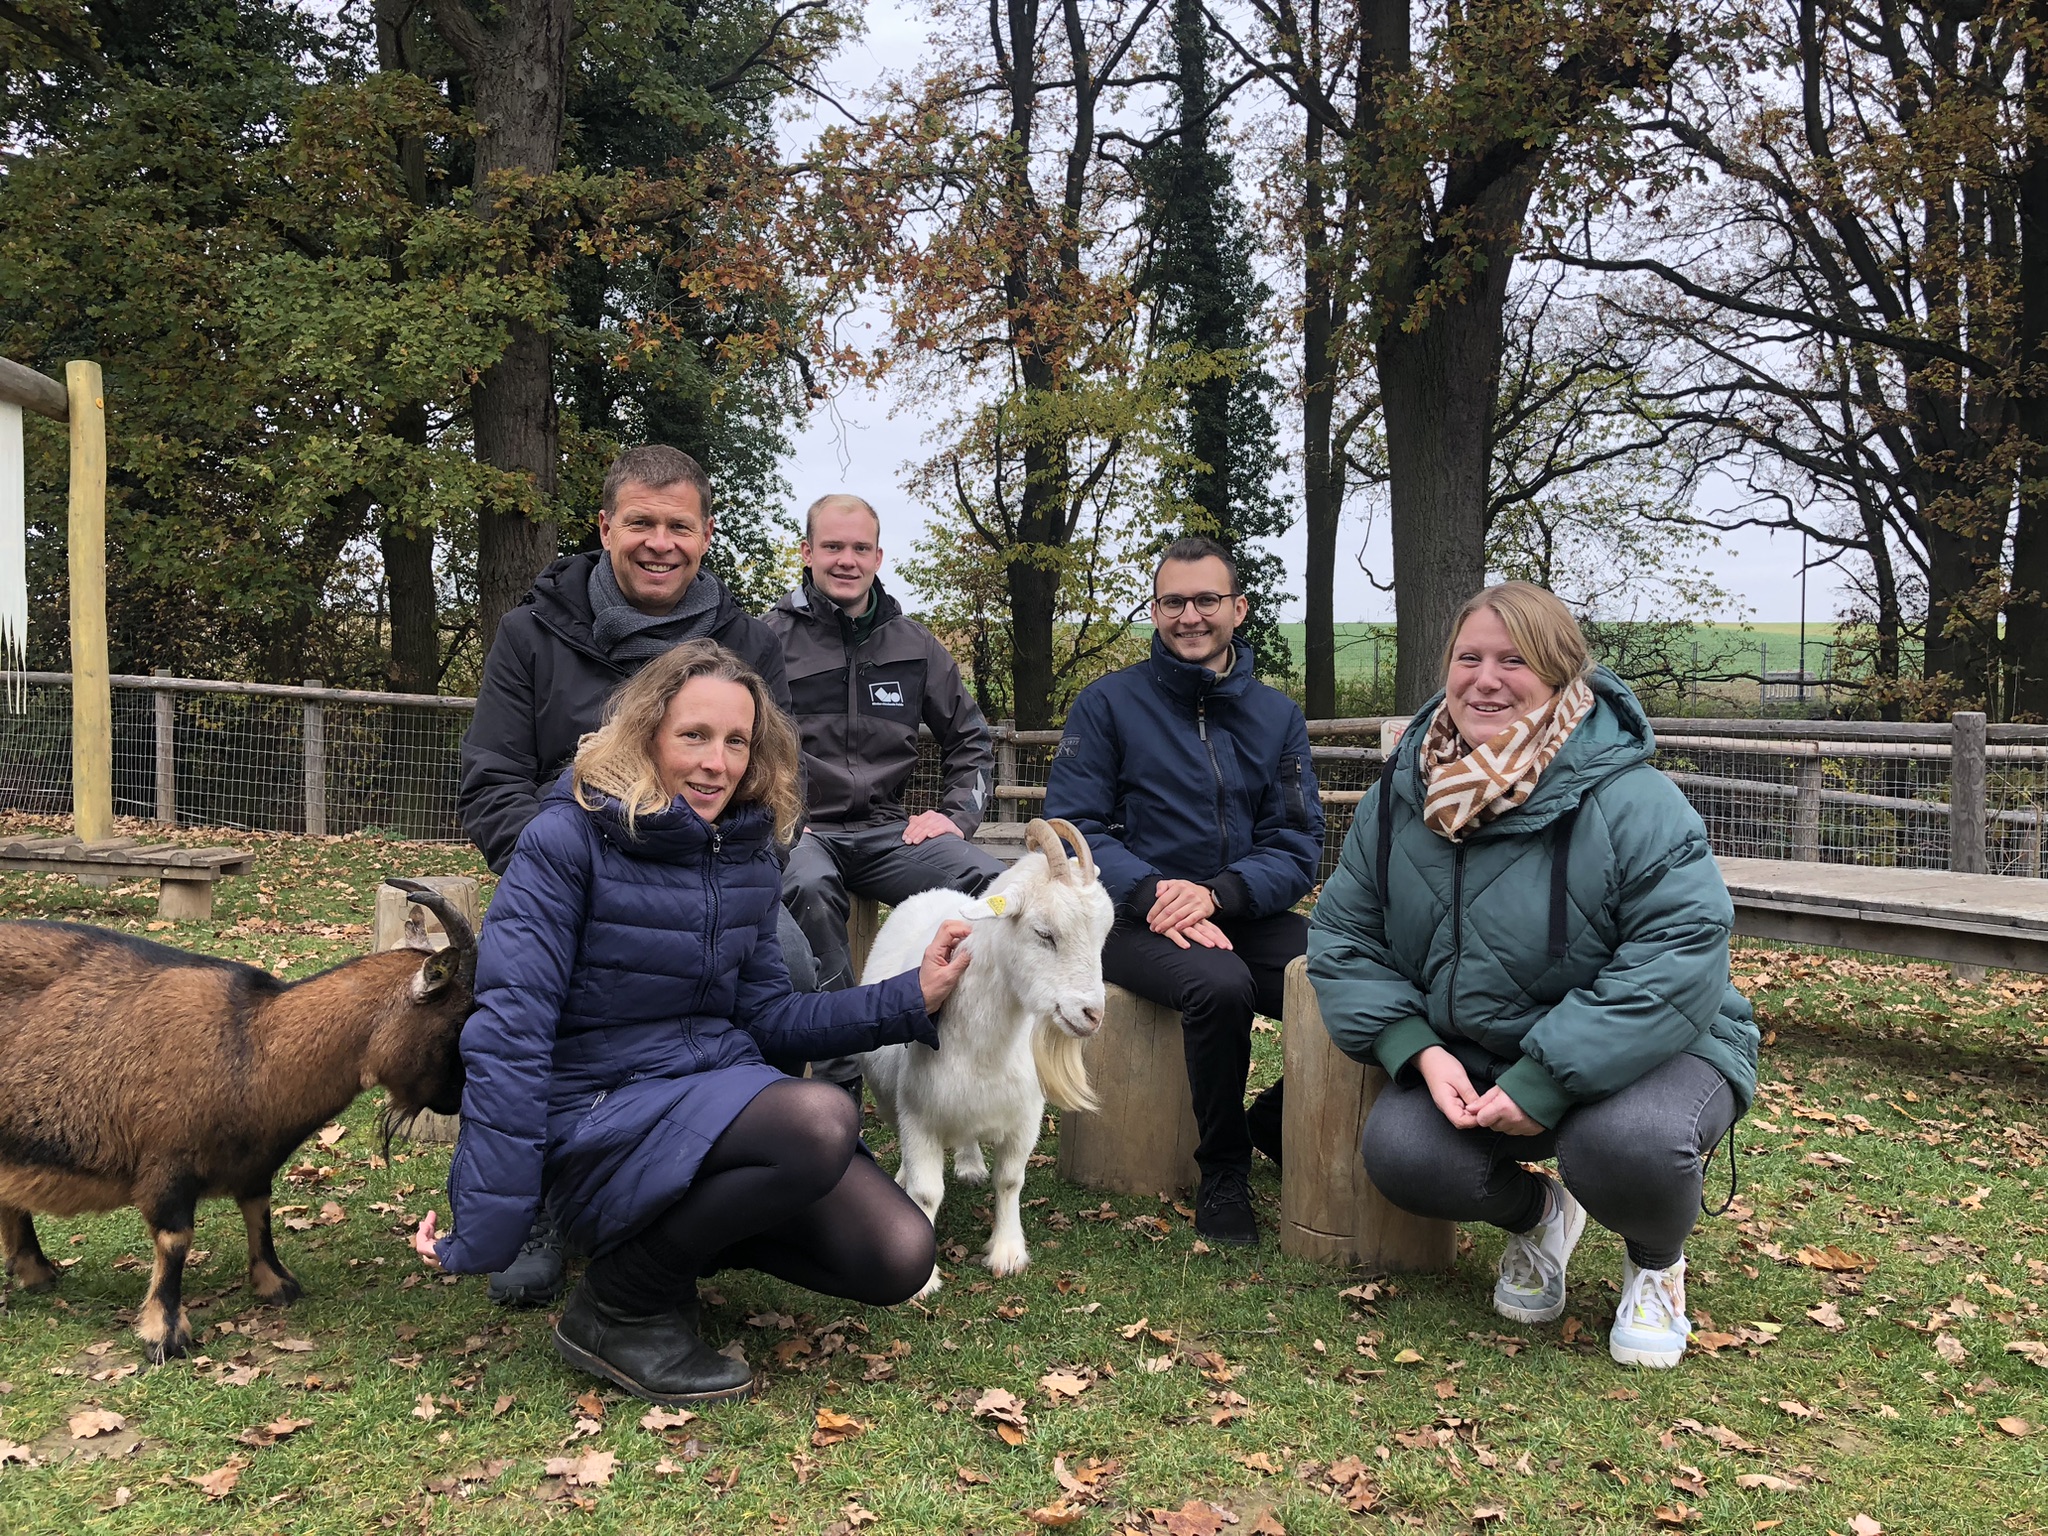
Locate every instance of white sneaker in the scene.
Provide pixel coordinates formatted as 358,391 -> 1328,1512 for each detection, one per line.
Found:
1610,1257 -> 1690,1368
1492,1174 -> 1585,1324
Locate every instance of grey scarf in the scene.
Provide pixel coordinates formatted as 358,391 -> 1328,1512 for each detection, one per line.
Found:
587,554 -> 724,665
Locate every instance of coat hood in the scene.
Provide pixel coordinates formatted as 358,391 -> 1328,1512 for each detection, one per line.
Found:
1391,666 -> 1654,834
543,770 -> 774,863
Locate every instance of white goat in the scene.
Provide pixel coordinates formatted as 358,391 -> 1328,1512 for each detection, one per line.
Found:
859,819 -> 1114,1296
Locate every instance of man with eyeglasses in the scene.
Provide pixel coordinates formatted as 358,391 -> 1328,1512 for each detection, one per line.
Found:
1044,536 -> 1323,1245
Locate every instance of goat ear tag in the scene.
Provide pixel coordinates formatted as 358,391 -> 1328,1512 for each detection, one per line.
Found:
963,894 -> 1007,919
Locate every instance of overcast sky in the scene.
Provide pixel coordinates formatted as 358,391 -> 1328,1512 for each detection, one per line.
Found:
775,0 -> 1848,627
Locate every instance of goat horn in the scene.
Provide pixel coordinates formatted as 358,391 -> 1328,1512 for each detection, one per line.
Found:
386,879 -> 476,955
1022,818 -> 1071,880
1042,818 -> 1095,885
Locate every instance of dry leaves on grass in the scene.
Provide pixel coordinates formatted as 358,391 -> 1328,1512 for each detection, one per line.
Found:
1039,1368 -> 1093,1400
811,1409 -> 868,1448
236,1416 -> 312,1448
972,1387 -> 1029,1445
67,1410 -> 125,1439
188,1457 -> 247,1500
639,1408 -> 696,1433
542,1449 -> 617,1487
1995,1417 -> 2033,1437
1140,1498 -> 1235,1536
1028,1502 -> 1087,1528
956,1466 -> 996,1486
1053,1455 -> 1119,1502
1933,1333 -> 1970,1366
2006,1339 -> 2048,1368
1806,1301 -> 1846,1331
1792,1245 -> 1877,1273
1735,1473 -> 1806,1492
1666,1419 -> 1763,1454
1849,1517 -> 1883,1536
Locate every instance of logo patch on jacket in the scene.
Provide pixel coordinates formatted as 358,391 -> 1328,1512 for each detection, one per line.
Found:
867,680 -> 906,707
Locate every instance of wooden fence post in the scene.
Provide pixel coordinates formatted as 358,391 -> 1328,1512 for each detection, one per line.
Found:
153,668 -> 175,826
303,679 -> 326,837
996,721 -> 1017,822
1793,749 -> 1822,862
66,361 -> 111,845
1951,710 -> 1988,981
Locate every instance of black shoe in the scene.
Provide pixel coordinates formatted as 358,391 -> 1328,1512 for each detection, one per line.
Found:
488,1212 -> 567,1307
1195,1166 -> 1259,1246
553,1280 -> 754,1406
1246,1079 -> 1284,1171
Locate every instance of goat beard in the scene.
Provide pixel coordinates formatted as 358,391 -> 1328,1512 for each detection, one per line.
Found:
1031,1016 -> 1098,1115
377,1100 -> 432,1165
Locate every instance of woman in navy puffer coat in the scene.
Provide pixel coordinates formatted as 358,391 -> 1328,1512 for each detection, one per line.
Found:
417,641 -> 971,1405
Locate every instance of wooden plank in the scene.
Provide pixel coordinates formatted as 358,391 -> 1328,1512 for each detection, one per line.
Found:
67,360 -> 111,845
0,855 -> 235,881
1733,905 -> 2048,976
0,355 -> 68,421
79,837 -> 142,851
1718,857 -> 2048,930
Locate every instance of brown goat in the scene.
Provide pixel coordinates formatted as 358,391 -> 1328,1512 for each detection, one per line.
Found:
0,882 -> 473,1360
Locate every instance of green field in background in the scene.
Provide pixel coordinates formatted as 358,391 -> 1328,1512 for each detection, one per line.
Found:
1269,621 -> 1846,680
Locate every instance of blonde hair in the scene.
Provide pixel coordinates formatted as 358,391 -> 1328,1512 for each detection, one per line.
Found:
1440,582 -> 1594,689
572,641 -> 803,843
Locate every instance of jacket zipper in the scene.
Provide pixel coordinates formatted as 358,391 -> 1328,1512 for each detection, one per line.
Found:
1447,844 -> 1467,1034
695,827 -> 723,1017
1196,698 -> 1228,851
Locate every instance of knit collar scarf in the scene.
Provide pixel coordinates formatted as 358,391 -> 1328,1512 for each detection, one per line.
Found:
587,554 -> 723,665
1420,675 -> 1595,841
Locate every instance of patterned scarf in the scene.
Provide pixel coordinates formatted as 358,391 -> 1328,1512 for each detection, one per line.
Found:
1420,676 -> 1595,842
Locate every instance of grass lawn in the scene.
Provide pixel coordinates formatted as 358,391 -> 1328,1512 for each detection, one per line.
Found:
0,816 -> 2044,1534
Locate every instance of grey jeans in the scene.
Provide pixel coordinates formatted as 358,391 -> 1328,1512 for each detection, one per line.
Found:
1361,1047 -> 1737,1270
783,820 -> 1006,993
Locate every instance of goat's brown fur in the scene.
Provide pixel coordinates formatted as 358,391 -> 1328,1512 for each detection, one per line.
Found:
0,910 -> 471,1360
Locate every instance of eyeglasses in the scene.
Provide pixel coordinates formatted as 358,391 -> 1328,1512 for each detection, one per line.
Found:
1150,591 -> 1239,617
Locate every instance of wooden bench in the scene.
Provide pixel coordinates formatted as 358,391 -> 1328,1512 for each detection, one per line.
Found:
0,835 -> 254,920
1720,856 -> 2048,972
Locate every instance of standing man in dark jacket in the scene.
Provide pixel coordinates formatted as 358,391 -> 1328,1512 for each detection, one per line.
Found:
767,494 -> 1005,1001
457,444 -> 800,1305
1043,536 -> 1323,1245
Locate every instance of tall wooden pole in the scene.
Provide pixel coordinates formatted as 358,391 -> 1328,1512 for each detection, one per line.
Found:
66,360 -> 111,844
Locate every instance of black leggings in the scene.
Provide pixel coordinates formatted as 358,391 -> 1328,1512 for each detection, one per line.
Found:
586,1078 -> 936,1313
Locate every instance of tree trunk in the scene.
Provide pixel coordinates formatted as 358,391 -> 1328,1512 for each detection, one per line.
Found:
2010,23 -> 2048,720
434,0 -> 573,650
1009,420 -> 1063,730
1381,284 -> 1504,711
1300,110 -> 1339,719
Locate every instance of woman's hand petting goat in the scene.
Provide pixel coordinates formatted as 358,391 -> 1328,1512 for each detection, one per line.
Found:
426,642 -> 959,1408
916,918 -> 975,1012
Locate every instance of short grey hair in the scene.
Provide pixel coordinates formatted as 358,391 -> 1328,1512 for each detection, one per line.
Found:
602,446 -> 714,522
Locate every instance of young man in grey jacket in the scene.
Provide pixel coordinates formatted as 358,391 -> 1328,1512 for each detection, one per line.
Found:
767,495 -> 1005,1004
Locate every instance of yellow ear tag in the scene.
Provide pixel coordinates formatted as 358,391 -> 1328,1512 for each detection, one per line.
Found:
984,894 -> 1007,916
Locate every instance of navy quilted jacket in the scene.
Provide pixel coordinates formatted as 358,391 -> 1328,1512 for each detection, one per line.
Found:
1043,635 -> 1324,919
436,774 -> 934,1275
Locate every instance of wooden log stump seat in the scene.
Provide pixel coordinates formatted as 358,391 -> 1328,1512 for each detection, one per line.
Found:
1056,985 -> 1201,1198
373,875 -> 481,1145
1280,956 -> 1455,1272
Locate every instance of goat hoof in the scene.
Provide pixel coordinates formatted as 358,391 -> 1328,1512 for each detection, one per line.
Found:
251,1268 -> 303,1306
145,1328 -> 193,1365
9,1262 -> 59,1294
953,1164 -> 989,1187
982,1244 -> 1030,1278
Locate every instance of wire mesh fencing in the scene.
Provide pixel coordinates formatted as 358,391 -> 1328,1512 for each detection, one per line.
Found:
4,674 -> 2043,884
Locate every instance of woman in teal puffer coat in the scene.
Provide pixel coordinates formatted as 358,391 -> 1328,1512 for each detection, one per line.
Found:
1308,583 -> 1757,1369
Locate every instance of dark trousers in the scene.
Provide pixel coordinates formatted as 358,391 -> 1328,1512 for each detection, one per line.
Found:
783,821 -> 1007,993
1361,1049 -> 1737,1270
1100,910 -> 1307,1173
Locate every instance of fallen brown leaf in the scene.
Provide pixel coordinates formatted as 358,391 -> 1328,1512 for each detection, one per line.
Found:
1028,1501 -> 1086,1528
641,1407 -> 696,1432
1039,1369 -> 1092,1400
543,1449 -> 617,1487
811,1408 -> 868,1448
1806,1302 -> 1845,1332
956,1465 -> 995,1485
1148,1499 -> 1231,1536
1793,1245 -> 1875,1273
188,1458 -> 247,1500
67,1410 -> 126,1439
1849,1517 -> 1882,1536
1995,1416 -> 2032,1437
411,1393 -> 439,1423
1735,1473 -> 1804,1492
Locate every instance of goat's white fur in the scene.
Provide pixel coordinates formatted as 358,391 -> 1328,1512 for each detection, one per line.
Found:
858,819 -> 1114,1297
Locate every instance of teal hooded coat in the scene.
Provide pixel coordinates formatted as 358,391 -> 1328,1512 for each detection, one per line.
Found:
1307,669 -> 1758,1129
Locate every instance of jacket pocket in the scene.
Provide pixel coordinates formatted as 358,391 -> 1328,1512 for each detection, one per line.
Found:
1280,754 -> 1310,830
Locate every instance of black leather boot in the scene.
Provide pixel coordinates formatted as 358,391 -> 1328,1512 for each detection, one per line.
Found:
553,1279 -> 753,1406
